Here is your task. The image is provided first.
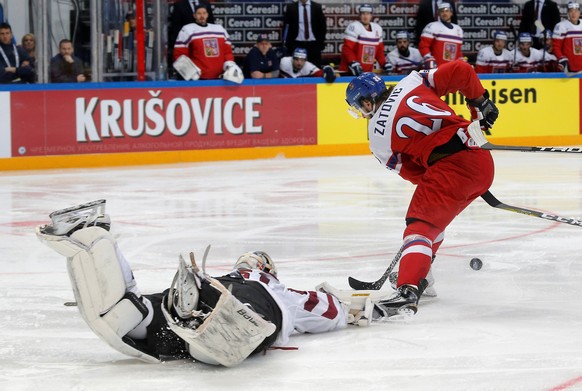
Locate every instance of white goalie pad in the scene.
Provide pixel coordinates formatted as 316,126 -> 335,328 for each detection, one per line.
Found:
173,55 -> 201,81
162,276 -> 276,367
222,62 -> 244,84
36,225 -> 159,363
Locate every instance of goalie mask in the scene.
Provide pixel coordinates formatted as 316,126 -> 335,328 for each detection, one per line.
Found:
235,251 -> 277,276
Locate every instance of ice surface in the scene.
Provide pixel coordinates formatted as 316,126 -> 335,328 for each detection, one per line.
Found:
1,152 -> 582,391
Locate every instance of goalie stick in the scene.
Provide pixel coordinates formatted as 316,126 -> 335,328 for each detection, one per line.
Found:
466,122 -> 582,155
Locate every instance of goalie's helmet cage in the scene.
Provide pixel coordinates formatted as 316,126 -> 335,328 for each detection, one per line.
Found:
345,72 -> 386,118
235,251 -> 277,277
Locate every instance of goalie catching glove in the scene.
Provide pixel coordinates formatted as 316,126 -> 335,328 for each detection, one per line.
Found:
466,90 -> 499,133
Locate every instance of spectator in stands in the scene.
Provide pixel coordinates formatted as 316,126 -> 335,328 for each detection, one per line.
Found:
419,2 -> 464,69
386,31 -> 422,75
168,0 -> 214,78
244,34 -> 280,79
19,33 -> 36,70
0,23 -> 35,84
173,4 -> 242,82
519,0 -> 560,50
282,0 -> 326,67
279,47 -> 336,82
339,3 -> 389,76
414,0 -> 458,46
510,32 -> 543,73
553,1 -> 582,73
49,39 -> 87,83
475,31 -> 512,73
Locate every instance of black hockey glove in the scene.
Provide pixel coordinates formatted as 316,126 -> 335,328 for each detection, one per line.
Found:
322,65 -> 336,83
383,62 -> 393,74
558,58 -> 568,72
466,91 -> 499,132
348,61 -> 363,76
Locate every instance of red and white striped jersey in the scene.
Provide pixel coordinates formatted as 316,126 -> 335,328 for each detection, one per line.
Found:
475,46 -> 513,73
387,47 -> 423,75
339,21 -> 386,73
552,19 -> 582,72
236,268 -> 347,347
173,22 -> 234,79
419,21 -> 464,66
366,61 -> 486,184
279,56 -> 322,78
509,48 -> 543,73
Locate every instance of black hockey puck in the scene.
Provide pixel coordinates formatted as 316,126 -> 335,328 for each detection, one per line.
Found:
470,258 -> 483,271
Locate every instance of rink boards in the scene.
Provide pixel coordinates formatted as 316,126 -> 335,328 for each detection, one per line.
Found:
0,73 -> 581,170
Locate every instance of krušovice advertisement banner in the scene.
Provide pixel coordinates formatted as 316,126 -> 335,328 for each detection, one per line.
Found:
5,84 -> 317,158
0,75 -> 580,168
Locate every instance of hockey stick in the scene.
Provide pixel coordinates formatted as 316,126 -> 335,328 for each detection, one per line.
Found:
467,122 -> 582,154
481,190 -> 582,228
347,243 -> 404,290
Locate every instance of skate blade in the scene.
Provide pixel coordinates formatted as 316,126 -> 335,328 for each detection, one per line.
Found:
48,200 -> 107,235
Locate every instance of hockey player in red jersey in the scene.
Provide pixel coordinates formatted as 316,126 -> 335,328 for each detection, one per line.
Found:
339,3 -> 390,76
419,2 -> 464,68
172,4 -> 240,81
552,1 -> 582,73
345,60 -> 499,317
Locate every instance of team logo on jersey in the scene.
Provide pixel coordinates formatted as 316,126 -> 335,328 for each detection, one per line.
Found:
443,43 -> 458,61
203,38 -> 220,57
573,38 -> 582,55
362,45 -> 376,64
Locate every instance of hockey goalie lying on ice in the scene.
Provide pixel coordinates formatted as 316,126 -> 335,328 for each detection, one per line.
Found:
35,200 -> 427,367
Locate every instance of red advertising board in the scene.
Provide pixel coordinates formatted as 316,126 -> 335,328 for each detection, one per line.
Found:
10,85 -> 317,157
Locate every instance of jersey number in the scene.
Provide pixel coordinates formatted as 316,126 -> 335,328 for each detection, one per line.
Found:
395,95 -> 452,139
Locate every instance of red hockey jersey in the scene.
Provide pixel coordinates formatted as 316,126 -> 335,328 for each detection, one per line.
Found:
339,21 -> 386,73
173,22 -> 234,79
367,61 -> 485,184
419,21 -> 464,66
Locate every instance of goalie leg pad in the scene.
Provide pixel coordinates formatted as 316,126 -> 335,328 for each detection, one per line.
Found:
50,226 -> 159,362
163,277 -> 276,367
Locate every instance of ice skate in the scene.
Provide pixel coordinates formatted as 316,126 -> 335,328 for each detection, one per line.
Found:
373,279 -> 427,319
389,268 -> 437,297
44,199 -> 111,236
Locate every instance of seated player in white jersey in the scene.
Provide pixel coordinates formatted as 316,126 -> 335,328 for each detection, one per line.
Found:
419,2 -> 464,69
552,1 -> 582,72
338,3 -> 390,76
386,31 -> 423,75
475,31 -> 513,73
279,47 -> 336,82
35,201 -> 404,367
539,31 -> 559,72
510,32 -> 543,73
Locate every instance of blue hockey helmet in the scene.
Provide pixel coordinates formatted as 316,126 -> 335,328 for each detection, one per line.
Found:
345,72 -> 386,118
